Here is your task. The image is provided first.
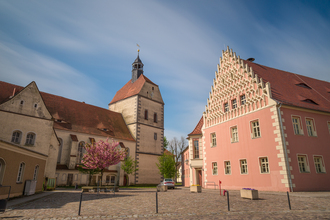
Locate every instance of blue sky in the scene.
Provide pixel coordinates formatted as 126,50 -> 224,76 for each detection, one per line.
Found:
1,0 -> 330,140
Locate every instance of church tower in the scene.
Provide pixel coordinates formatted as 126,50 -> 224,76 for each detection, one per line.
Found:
109,51 -> 164,184
131,50 -> 144,83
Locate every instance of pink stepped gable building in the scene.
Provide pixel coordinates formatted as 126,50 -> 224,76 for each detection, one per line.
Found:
183,47 -> 330,192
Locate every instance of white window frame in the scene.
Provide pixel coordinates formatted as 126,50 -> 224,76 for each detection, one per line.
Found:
17,162 -> 25,183
297,154 -> 310,173
224,102 -> 229,112
25,132 -> 36,146
231,126 -> 238,143
240,95 -> 246,105
240,159 -> 248,174
11,130 -> 22,144
193,139 -> 199,159
211,133 -> 216,147
224,161 -> 231,175
292,116 -> 304,135
33,165 -> 39,181
232,99 -> 237,109
305,118 -> 317,137
250,120 -> 261,139
259,157 -> 270,174
313,155 -> 326,173
327,121 -> 330,134
212,162 -> 218,175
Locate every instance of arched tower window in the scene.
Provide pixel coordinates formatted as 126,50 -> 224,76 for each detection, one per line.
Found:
57,138 -> 63,164
25,132 -> 36,145
17,162 -> 25,182
11,130 -> 22,144
0,158 -> 5,185
77,141 -> 85,164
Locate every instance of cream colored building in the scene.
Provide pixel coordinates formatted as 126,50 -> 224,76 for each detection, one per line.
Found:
0,53 -> 164,192
109,53 -> 165,184
0,82 -> 59,198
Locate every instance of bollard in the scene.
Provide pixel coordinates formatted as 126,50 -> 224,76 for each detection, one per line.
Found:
78,191 -> 83,216
225,190 -> 230,211
287,191 -> 291,210
156,191 -> 158,213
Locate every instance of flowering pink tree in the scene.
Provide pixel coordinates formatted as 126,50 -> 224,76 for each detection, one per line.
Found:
81,139 -> 126,186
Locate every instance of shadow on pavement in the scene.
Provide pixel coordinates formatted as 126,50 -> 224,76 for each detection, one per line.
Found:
10,192 -> 133,210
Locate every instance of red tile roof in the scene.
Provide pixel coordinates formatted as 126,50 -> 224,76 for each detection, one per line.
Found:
0,81 -> 135,142
244,60 -> 330,113
188,116 -> 203,136
110,74 -> 157,104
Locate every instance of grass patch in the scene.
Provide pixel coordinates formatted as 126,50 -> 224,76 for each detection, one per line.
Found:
120,184 -> 158,188
175,182 -> 182,186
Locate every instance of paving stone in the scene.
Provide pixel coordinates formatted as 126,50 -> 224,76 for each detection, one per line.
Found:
2,188 -> 330,219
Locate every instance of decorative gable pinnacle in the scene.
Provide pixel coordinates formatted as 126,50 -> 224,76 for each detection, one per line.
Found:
205,47 -> 273,128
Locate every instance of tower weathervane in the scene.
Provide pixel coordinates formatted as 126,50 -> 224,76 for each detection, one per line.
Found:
137,43 -> 140,52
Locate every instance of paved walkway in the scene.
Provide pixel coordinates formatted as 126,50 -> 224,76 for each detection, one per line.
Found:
1,187 -> 330,219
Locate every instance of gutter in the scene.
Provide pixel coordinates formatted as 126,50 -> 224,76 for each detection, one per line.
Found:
276,102 -> 294,192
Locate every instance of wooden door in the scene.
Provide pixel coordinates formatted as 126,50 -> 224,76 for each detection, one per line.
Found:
67,174 -> 73,186
198,170 -> 202,186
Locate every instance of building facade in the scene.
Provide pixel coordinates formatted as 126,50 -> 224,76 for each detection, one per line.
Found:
186,47 -> 330,192
0,52 -> 164,199
0,82 -> 59,199
109,52 -> 164,184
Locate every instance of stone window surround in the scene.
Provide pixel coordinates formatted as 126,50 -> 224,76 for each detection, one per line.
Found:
297,154 -> 310,173
259,156 -> 270,174
224,161 -> 231,175
212,162 -> 218,175
239,159 -> 248,174
250,119 -> 261,139
291,115 -> 304,135
313,155 -> 326,174
210,132 -> 217,147
230,126 -> 238,143
25,132 -> 36,146
305,117 -> 317,137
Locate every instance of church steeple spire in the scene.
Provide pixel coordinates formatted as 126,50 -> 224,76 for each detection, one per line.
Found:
132,49 -> 144,83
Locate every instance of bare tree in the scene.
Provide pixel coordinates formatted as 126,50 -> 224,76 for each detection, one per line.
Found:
168,136 -> 187,182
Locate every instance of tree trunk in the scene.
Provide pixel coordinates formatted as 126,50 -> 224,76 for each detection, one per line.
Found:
100,169 -> 103,186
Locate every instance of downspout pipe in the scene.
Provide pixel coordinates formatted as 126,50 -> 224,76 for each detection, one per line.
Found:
276,102 -> 294,192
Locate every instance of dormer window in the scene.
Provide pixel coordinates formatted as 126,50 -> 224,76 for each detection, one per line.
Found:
302,99 -> 318,105
296,83 -> 311,89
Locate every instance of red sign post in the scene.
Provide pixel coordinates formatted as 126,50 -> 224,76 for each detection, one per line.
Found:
219,180 -> 221,196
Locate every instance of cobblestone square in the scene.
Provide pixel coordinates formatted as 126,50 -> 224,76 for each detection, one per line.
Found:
1,188 -> 330,219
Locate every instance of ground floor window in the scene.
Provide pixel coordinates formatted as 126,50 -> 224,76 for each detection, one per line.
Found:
259,157 -> 269,173
314,156 -> 326,173
298,155 -> 309,173
225,161 -> 231,175
240,159 -> 248,174
33,165 -> 39,181
17,162 -> 25,182
212,162 -> 218,175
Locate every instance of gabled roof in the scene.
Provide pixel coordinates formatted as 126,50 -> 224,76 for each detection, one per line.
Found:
0,81 -> 135,142
244,60 -> 330,113
188,116 -> 203,136
109,74 -> 157,104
